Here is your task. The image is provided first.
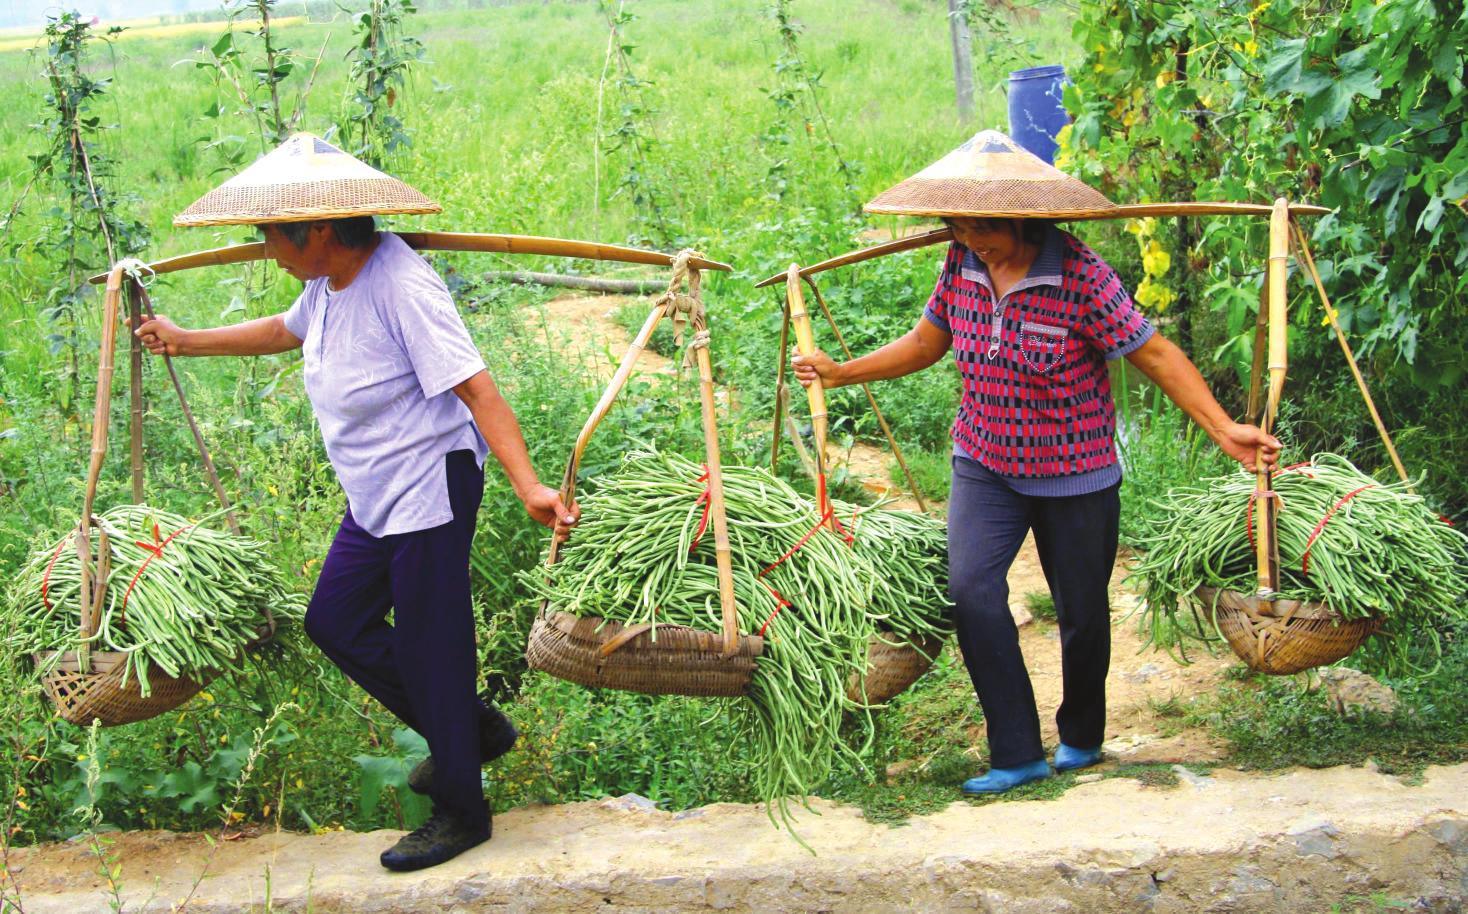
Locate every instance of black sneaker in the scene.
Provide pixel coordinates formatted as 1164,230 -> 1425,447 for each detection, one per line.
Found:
407,702 -> 519,795
379,805 -> 491,872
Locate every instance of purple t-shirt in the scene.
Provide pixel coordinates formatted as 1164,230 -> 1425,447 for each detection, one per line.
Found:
282,232 -> 488,536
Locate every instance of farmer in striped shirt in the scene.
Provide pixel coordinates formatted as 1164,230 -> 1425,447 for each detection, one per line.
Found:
794,131 -> 1281,794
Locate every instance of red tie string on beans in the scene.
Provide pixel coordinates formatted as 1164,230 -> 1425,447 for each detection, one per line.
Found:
520,450 -> 953,835
1128,453 -> 1468,677
8,505 -> 306,699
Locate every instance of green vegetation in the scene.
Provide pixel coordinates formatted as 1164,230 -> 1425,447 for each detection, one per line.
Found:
1185,623 -> 1468,778
1130,454 -> 1468,677
0,0 -> 1461,865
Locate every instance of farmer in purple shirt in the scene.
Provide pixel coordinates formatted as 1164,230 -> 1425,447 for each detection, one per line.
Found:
136,134 -> 577,870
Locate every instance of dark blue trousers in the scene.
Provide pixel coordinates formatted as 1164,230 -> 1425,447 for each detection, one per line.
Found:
947,456 -> 1120,769
304,450 -> 487,830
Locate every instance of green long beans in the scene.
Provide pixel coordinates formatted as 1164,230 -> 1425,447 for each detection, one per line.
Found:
6,505 -> 305,696
520,450 -> 953,827
1129,453 -> 1468,676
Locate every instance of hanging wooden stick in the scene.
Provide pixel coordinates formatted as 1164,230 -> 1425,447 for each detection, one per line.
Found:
1254,199 -> 1292,595
1245,281 -> 1269,426
803,276 -> 929,513
785,265 -> 833,533
127,281 -> 145,503
770,294 -> 792,474
684,267 -> 741,658
547,301 -> 666,568
1289,219 -> 1413,491
130,278 -> 241,535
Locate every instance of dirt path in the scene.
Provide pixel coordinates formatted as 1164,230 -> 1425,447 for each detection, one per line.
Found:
536,292 -> 1233,766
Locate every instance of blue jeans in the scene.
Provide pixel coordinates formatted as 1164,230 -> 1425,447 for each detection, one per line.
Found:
947,455 -> 1120,768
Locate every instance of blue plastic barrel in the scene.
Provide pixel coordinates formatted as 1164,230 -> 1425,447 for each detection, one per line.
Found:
1007,65 -> 1071,164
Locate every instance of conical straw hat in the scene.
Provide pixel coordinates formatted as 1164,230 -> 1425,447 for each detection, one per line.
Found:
174,133 -> 441,227
865,129 -> 1116,219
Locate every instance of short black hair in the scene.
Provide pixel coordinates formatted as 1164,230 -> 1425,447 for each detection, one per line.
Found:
267,216 -> 377,250
942,217 -> 1053,245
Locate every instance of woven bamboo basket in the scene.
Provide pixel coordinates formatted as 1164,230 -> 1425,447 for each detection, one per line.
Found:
526,612 -> 761,697
1198,588 -> 1381,676
36,649 -> 214,728
524,251 -> 766,697
1212,200 -> 1385,674
846,633 -> 946,705
35,265 -> 267,727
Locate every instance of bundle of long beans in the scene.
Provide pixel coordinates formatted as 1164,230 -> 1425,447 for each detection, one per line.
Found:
521,450 -> 951,822
834,498 -> 953,651
1130,453 -> 1468,675
7,505 -> 306,696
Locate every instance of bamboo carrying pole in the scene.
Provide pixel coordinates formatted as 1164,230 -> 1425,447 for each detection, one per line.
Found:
1254,198 -> 1292,595
1289,219 -> 1413,491
88,232 -> 733,285
751,202 -> 1332,289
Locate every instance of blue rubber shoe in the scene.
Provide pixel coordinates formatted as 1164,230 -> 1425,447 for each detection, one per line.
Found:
960,759 -> 1052,796
1053,742 -> 1103,772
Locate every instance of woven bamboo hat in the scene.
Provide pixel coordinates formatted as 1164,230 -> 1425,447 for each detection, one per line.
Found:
174,133 -> 440,227
865,129 -> 1116,219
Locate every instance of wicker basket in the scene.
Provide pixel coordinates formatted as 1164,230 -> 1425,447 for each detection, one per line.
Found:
35,650 -> 214,728
846,633 -> 946,705
34,265 -> 269,727
526,612 -> 762,697
1199,587 -> 1382,676
524,252 -> 767,696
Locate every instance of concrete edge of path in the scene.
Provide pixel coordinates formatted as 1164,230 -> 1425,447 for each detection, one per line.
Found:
10,762 -> 1468,913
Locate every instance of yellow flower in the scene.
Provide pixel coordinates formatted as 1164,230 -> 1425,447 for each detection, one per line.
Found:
1136,277 -> 1177,312
1142,240 -> 1172,277
1321,305 -> 1339,327
1244,39 -> 1259,58
267,485 -> 278,497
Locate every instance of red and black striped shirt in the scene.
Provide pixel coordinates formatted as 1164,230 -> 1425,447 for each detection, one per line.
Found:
924,227 -> 1153,486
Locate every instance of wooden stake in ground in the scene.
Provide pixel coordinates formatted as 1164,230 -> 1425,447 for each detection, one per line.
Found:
947,0 -> 975,125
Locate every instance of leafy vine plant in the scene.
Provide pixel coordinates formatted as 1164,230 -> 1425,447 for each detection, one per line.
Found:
762,0 -> 857,206
1065,0 -> 1468,371
340,0 -> 425,169
1,12 -> 149,418
194,0 -> 327,171
595,0 -> 679,247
